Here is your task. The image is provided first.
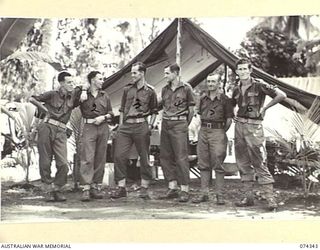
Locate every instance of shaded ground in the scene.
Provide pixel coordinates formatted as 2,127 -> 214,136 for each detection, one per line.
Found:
2,178 -> 320,222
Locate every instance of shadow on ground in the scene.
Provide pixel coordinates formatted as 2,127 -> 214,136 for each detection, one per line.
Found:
2,179 -> 320,222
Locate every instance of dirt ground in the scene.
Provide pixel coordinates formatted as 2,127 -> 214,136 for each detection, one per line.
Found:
2,178 -> 320,222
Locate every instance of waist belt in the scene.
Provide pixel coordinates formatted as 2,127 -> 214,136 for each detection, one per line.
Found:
83,118 -> 96,124
163,116 -> 187,121
201,121 -> 225,129
235,117 -> 262,125
44,118 -> 66,129
125,117 -> 147,123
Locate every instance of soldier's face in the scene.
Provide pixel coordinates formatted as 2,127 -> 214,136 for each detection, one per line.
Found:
61,76 -> 74,92
236,63 -> 252,81
131,65 -> 143,83
206,75 -> 221,91
91,73 -> 103,89
164,68 -> 176,83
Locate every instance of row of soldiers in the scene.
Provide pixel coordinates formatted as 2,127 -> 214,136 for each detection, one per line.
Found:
29,58 -> 286,211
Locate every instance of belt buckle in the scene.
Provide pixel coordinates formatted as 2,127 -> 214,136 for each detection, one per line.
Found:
206,123 -> 212,129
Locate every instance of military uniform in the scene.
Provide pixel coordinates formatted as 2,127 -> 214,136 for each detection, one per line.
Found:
199,91 -> 233,187
232,77 -> 278,208
113,82 -> 158,190
79,89 -> 113,195
32,87 -> 82,193
160,81 -> 195,191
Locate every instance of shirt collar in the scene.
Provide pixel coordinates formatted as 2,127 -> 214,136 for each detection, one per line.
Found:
204,90 -> 222,101
239,78 -> 254,89
58,87 -> 72,98
132,81 -> 149,91
167,80 -> 184,90
88,89 -> 105,96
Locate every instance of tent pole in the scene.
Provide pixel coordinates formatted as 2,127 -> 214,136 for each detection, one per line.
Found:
223,64 -> 228,94
176,18 -> 182,77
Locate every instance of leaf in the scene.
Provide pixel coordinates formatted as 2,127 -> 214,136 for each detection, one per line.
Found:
14,102 -> 36,133
0,18 -> 37,60
4,51 -> 64,71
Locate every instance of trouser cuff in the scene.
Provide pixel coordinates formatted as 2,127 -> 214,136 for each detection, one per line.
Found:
169,180 -> 178,189
141,179 -> 150,188
181,185 -> 189,192
118,179 -> 126,187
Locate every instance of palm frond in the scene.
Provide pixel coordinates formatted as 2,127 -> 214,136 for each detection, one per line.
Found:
14,102 -> 36,134
3,51 -> 64,71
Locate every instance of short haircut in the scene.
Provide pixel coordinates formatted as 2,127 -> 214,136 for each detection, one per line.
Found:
87,71 -> 101,84
132,62 -> 146,73
57,71 -> 72,83
207,72 -> 221,81
235,58 -> 252,69
165,63 -> 180,74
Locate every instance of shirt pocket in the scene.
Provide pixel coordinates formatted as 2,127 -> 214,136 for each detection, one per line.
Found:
247,91 -> 260,105
137,93 -> 150,109
212,104 -> 224,119
173,92 -> 187,108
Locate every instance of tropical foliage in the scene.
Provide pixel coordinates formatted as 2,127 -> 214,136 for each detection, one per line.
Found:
238,15 -> 320,77
266,98 -> 320,196
1,102 -> 38,183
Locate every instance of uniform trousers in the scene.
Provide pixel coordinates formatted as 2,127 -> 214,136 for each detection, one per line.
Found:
234,121 -> 274,184
160,119 -> 190,185
80,122 -> 109,186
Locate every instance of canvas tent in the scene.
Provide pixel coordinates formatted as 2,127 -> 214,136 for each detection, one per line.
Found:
102,18 -> 320,124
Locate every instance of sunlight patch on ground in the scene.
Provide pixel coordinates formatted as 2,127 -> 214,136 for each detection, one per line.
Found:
17,205 -> 83,212
21,196 -> 45,200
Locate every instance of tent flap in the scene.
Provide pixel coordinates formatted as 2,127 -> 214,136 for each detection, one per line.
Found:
103,18 -> 320,124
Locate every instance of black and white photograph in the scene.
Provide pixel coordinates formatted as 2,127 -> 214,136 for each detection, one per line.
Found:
1,14 -> 320,225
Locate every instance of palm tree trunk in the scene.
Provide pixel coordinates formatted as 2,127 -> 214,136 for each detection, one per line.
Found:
39,19 -> 57,90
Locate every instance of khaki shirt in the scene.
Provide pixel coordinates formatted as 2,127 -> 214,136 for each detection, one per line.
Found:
80,90 -> 114,119
161,81 -> 195,118
119,82 -> 158,119
32,87 -> 81,124
231,78 -> 277,120
198,91 -> 234,122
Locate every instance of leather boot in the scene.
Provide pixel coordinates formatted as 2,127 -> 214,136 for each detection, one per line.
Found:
192,194 -> 209,203
158,189 -> 179,199
262,184 -> 278,211
53,191 -> 67,202
216,194 -> 225,205
111,186 -> 127,199
178,191 -> 189,202
235,181 -> 254,207
90,189 -> 104,199
81,190 -> 90,202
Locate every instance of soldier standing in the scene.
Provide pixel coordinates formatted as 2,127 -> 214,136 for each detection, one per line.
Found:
112,62 -> 158,200
79,71 -> 114,201
192,73 -> 233,205
232,58 -> 286,210
29,71 -> 87,202
159,63 -> 195,202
